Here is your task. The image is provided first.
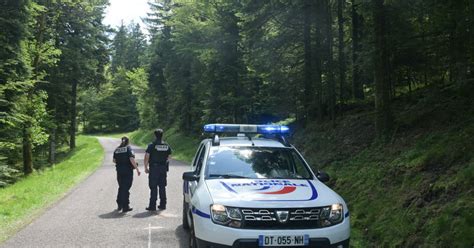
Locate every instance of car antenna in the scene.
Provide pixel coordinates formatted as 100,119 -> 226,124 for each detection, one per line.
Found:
278,135 -> 291,147
212,134 -> 220,146
246,134 -> 255,146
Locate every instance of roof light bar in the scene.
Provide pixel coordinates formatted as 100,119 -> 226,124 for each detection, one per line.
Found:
203,124 -> 290,135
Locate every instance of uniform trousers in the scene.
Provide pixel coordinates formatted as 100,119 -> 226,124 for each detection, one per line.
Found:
116,170 -> 133,208
148,165 -> 167,208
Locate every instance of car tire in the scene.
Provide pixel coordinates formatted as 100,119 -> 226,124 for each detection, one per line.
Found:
182,198 -> 190,230
189,217 -> 198,248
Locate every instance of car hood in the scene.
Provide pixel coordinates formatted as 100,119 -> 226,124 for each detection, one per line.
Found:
205,178 -> 343,208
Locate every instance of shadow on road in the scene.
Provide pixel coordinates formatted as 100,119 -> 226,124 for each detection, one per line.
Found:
175,225 -> 190,248
98,210 -> 126,219
132,211 -> 157,218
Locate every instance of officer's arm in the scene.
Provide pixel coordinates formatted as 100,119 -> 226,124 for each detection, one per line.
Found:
129,157 -> 138,168
129,157 -> 141,176
144,153 -> 150,173
168,146 -> 173,160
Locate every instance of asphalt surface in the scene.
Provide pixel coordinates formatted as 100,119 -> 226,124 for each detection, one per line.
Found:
2,137 -> 191,248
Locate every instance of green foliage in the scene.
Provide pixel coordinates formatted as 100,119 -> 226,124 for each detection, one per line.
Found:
0,0 -> 473,245
111,22 -> 146,72
82,68 -> 139,133
0,136 -> 103,242
0,0 -> 56,178
1,0 -> 109,181
138,0 -> 474,137
127,128 -> 199,163
0,158 -> 19,187
294,86 -> 474,247
128,68 -> 157,129
82,21 -> 148,134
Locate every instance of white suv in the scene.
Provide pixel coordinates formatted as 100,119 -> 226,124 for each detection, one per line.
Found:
182,124 -> 350,248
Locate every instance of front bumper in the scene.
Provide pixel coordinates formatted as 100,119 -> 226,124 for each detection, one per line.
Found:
193,214 -> 350,247
197,238 -> 350,248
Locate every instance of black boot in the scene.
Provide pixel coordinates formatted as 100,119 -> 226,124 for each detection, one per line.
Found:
146,206 -> 156,211
116,204 -> 122,211
122,206 -> 133,213
158,204 -> 166,210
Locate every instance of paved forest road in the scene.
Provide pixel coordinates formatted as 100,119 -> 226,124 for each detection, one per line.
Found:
2,137 -> 190,248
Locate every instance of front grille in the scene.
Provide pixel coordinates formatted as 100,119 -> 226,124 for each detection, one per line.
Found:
240,207 -> 327,229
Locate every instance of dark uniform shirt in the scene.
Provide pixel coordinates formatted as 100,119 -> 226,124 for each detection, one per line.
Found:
113,146 -> 135,174
146,141 -> 172,166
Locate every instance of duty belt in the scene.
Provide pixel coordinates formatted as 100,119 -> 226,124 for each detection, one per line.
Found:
150,161 -> 168,166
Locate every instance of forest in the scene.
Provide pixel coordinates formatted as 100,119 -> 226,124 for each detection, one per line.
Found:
1,0 -> 473,246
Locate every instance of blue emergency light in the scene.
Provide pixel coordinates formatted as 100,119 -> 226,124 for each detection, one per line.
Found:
203,124 -> 290,135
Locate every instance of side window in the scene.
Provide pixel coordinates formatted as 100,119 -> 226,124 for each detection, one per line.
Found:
192,144 -> 204,168
195,144 -> 207,175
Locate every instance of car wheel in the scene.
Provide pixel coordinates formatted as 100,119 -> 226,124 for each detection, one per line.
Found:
182,198 -> 190,230
189,217 -> 198,248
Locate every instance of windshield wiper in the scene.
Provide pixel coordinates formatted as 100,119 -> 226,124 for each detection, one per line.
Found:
208,174 -> 248,179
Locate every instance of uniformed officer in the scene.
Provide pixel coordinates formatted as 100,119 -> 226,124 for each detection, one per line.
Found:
113,137 -> 140,212
144,129 -> 172,211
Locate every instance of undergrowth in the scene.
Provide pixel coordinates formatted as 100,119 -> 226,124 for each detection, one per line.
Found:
294,84 -> 474,247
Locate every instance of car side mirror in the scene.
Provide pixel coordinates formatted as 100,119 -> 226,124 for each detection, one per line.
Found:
317,171 -> 330,183
183,172 -> 199,181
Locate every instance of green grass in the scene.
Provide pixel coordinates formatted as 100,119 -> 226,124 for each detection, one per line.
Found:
320,130 -> 474,247
113,128 -> 199,163
0,136 -> 104,243
293,84 -> 474,247
129,128 -> 199,163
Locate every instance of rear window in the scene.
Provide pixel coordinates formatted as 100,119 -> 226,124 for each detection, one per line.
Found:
205,147 -> 313,180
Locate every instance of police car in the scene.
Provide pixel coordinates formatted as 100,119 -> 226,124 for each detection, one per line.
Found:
182,124 -> 350,248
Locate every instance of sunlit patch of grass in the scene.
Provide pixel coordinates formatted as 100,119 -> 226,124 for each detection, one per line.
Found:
0,136 -> 104,243
128,128 -> 199,163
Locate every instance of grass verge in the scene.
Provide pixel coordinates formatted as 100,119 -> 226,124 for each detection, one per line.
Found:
99,128 -> 199,163
127,128 -> 199,163
0,135 -> 104,243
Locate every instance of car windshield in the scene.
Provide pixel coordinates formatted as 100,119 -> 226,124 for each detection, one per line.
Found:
205,147 -> 313,179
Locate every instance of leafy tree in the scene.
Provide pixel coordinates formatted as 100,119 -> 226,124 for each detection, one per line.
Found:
50,0 -> 108,149
0,0 -> 32,176
82,67 -> 139,132
1,0 -> 55,175
128,68 -> 155,129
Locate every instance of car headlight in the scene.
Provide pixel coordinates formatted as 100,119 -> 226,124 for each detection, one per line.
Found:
320,203 -> 344,227
210,204 -> 242,228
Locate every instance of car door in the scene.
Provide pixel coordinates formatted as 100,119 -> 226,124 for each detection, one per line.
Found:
184,141 -> 207,203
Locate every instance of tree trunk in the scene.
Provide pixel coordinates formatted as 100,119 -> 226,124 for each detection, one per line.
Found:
337,0 -> 346,104
23,127 -> 33,175
351,0 -> 364,99
49,128 -> 56,164
313,0 -> 323,120
303,0 -> 314,123
70,80 -> 77,150
324,0 -> 336,122
373,0 -> 393,139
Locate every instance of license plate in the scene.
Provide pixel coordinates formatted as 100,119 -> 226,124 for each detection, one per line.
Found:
258,234 -> 309,247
